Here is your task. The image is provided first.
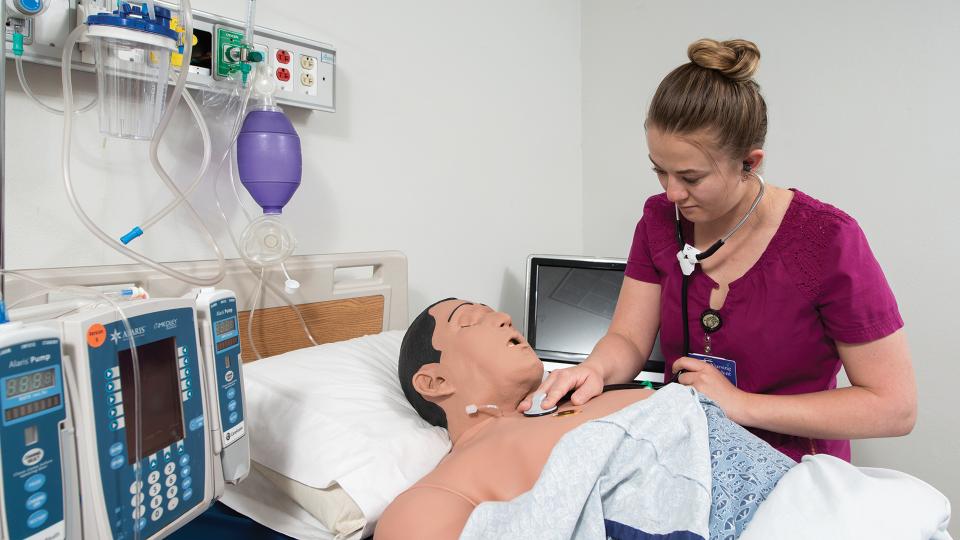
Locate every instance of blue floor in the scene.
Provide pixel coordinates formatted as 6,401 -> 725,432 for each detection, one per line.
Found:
168,502 -> 293,539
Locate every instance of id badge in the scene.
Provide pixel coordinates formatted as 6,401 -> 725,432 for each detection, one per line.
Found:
689,353 -> 737,387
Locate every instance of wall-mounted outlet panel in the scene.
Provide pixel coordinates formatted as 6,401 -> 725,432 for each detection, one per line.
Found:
4,0 -> 336,112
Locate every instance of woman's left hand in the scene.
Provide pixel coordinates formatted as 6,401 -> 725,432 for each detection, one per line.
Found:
672,357 -> 749,424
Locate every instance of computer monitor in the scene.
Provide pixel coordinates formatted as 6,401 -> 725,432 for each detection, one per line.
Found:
523,255 -> 665,381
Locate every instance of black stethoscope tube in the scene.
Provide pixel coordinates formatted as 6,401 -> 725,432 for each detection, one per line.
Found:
671,172 -> 765,381
677,234 -> 726,356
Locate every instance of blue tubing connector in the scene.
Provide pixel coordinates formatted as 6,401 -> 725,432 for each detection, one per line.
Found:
0,300 -> 8,324
120,227 -> 144,244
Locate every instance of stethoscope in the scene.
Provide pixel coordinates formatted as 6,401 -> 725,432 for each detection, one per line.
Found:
673,168 -> 765,380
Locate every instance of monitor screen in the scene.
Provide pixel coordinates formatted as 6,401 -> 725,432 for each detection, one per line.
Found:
531,264 -> 624,357
118,337 -> 185,464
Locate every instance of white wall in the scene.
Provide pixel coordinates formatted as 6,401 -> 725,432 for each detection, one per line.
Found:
3,0 -> 583,323
582,0 -> 959,533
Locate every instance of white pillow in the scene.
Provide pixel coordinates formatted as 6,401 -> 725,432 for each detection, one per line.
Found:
253,462 -> 365,538
241,330 -> 451,533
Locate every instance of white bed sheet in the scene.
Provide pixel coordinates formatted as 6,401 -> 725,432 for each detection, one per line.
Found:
741,454 -> 952,539
221,465 -> 362,540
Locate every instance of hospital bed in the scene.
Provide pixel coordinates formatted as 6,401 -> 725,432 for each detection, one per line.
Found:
7,252 -> 952,540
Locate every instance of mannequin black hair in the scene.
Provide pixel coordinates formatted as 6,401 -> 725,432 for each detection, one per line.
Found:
398,298 -> 456,428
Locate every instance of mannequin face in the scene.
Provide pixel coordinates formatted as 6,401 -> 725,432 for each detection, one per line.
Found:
646,127 -> 763,224
423,300 -> 543,404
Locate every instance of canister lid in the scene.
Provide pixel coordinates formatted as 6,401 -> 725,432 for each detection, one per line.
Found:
87,2 -> 178,41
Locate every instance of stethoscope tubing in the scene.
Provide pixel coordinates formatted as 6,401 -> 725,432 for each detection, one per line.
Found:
672,172 -> 765,382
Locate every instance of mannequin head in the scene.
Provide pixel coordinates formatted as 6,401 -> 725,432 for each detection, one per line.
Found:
398,299 -> 543,429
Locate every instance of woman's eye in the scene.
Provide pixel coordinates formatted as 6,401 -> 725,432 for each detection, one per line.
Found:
682,177 -> 703,184
651,167 -> 666,175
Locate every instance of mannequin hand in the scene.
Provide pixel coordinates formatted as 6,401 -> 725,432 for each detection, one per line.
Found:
517,364 -> 604,412
672,357 -> 747,423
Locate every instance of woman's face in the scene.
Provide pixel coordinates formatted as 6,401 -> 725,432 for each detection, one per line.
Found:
646,127 -> 751,224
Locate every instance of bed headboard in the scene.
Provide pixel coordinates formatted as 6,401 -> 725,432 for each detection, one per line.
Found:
3,251 -> 408,362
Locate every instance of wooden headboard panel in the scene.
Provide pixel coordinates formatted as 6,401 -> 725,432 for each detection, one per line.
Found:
237,295 -> 384,361
4,252 -> 408,362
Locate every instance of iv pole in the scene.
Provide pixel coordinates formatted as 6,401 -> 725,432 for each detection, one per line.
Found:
1,0 -> 7,299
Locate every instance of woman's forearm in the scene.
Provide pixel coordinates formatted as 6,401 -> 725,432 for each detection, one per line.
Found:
583,332 -> 648,385
737,385 -> 916,439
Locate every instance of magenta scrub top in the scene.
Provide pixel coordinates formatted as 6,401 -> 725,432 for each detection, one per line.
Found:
625,189 -> 903,462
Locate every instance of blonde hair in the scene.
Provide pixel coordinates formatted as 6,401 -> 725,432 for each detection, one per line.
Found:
647,39 -> 767,162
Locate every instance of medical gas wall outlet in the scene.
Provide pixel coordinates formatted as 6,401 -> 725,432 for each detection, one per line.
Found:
6,0 -> 49,17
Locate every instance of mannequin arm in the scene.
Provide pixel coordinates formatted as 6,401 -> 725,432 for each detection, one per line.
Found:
376,487 -> 476,540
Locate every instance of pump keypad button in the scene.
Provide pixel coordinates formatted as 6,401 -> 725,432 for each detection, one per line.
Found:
25,492 -> 46,511
26,509 -> 48,529
24,474 -> 45,492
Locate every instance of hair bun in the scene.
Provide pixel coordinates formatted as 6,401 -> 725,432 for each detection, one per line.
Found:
687,38 -> 760,82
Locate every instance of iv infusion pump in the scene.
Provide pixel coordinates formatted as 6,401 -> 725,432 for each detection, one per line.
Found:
0,290 -> 249,539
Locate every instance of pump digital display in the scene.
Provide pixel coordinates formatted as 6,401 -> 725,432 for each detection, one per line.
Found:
216,335 -> 239,352
5,368 -> 55,398
118,337 -> 185,464
4,395 -> 61,421
215,317 -> 236,336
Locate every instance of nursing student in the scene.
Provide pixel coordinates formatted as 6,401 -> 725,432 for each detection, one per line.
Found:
519,38 -> 916,462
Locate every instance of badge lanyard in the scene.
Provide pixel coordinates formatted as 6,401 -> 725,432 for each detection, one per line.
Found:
675,172 -> 765,357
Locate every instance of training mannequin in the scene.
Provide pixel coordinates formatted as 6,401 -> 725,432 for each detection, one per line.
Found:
375,299 -> 655,540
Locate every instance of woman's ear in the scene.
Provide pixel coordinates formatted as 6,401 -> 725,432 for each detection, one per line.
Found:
743,148 -> 765,173
413,363 -> 455,400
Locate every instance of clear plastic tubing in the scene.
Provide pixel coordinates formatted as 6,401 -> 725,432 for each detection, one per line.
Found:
61,8 -> 226,286
15,56 -> 97,115
137,0 -> 256,233
245,0 -> 257,46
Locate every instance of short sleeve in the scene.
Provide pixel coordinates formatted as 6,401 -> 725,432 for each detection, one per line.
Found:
817,217 -> 903,343
625,214 -> 660,284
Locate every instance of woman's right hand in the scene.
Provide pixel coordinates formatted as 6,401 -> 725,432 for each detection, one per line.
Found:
517,363 -> 606,412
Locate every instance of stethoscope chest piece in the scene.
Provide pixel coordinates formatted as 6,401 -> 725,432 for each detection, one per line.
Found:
524,392 -> 559,417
